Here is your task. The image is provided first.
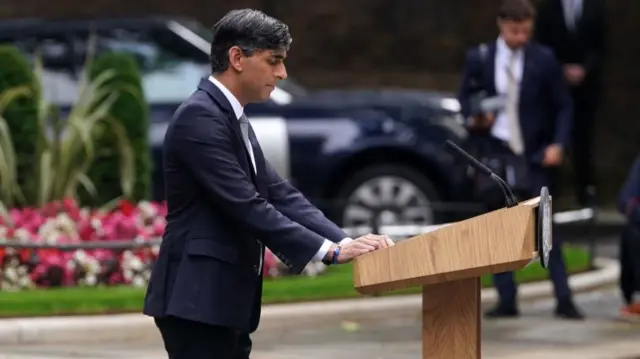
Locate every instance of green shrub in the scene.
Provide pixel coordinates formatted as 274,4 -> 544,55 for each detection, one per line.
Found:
85,52 -> 151,205
0,46 -> 40,206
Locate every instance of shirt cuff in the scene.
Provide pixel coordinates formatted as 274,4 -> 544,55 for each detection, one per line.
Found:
313,239 -> 334,261
312,237 -> 353,262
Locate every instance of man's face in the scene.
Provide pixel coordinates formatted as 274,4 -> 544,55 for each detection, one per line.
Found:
498,18 -> 533,50
239,48 -> 288,103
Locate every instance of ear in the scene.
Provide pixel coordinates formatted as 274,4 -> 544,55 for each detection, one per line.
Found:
228,46 -> 244,72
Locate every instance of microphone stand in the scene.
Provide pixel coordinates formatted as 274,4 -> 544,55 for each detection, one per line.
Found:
443,140 -> 519,208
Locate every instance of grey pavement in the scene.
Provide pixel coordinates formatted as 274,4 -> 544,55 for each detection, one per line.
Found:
1,287 -> 639,359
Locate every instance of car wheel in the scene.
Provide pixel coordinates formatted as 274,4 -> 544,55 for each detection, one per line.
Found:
335,164 -> 442,231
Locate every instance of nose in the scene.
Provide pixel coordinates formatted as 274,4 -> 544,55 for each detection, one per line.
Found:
275,64 -> 287,81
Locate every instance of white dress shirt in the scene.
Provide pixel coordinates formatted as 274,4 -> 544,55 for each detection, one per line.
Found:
208,76 -> 351,263
562,0 -> 583,30
491,37 -> 524,143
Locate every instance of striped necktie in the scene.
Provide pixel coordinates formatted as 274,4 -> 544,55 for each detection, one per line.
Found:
506,52 -> 524,155
238,114 -> 256,174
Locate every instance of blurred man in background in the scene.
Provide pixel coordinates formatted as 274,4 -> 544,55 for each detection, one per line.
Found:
457,0 -> 584,320
617,155 -> 640,319
535,0 -> 607,207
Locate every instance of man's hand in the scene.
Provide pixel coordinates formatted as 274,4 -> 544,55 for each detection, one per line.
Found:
542,144 -> 563,167
468,113 -> 495,130
355,233 -> 395,249
564,64 -> 585,86
324,233 -> 394,264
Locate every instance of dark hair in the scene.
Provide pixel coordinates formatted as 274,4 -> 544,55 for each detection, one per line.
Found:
210,9 -> 292,73
497,0 -> 536,21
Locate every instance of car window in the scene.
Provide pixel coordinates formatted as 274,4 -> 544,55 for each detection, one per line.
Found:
6,35 -> 79,106
80,27 -> 211,104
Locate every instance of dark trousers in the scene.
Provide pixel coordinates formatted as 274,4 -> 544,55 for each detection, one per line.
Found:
492,167 -> 573,305
155,316 -> 252,359
570,87 -> 598,204
620,223 -> 640,305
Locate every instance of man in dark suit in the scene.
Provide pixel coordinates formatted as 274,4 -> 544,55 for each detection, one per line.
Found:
143,9 -> 393,359
617,155 -> 640,319
457,0 -> 584,320
535,0 -> 606,207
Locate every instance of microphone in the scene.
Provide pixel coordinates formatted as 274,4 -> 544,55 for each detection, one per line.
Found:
443,140 -> 519,208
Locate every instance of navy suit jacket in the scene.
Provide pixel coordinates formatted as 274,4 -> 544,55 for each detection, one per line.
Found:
457,40 -> 573,164
143,78 -> 348,332
618,156 -> 640,223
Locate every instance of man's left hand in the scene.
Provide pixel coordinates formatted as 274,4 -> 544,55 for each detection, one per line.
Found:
542,144 -> 563,167
564,64 -> 585,85
355,233 -> 395,249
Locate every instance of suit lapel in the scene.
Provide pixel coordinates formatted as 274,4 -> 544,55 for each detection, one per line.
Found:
197,78 -> 259,186
485,41 -> 498,95
520,44 -> 534,98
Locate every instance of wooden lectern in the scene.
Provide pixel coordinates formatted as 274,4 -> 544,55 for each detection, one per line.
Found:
351,186 -> 553,359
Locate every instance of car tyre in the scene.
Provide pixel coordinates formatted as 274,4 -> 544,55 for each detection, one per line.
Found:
333,164 -> 443,234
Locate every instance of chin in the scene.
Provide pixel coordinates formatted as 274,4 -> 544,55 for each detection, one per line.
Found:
260,89 -> 273,101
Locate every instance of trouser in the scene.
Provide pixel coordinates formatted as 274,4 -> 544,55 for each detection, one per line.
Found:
620,224 -> 640,305
155,316 -> 252,359
492,167 -> 573,305
570,88 -> 598,204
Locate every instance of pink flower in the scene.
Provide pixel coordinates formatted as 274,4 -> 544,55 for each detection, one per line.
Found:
119,200 -> 135,217
1,199 -> 270,289
262,249 -> 279,277
77,221 -> 94,241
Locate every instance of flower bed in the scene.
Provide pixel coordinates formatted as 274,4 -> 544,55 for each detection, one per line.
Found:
0,199 -> 318,291
0,246 -> 591,318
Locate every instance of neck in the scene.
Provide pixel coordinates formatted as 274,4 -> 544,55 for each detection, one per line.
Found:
212,72 -> 248,106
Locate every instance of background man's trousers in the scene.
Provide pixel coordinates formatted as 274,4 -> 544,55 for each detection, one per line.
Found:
492,167 -> 573,304
570,86 -> 599,206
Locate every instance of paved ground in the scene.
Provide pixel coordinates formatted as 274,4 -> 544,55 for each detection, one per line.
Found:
0,286 -> 638,359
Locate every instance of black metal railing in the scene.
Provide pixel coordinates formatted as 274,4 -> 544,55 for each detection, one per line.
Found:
0,202 -> 598,250
0,199 -> 601,291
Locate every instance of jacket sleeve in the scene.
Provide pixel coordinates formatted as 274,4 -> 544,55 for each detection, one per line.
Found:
618,156 -> 640,223
170,103 -> 325,273
457,48 -> 481,119
544,50 -> 574,148
262,154 -> 348,243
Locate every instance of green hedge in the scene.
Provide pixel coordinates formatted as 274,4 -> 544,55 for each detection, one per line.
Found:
85,52 -> 152,204
0,46 -> 40,206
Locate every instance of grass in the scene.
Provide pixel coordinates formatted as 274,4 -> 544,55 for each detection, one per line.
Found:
0,246 -> 590,318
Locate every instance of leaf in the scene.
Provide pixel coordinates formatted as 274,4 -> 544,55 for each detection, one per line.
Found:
75,173 -> 98,199
0,199 -> 13,228
37,149 -> 53,206
0,86 -> 32,115
103,116 -> 136,198
98,195 -> 123,213
0,114 -> 20,206
340,321 -> 361,332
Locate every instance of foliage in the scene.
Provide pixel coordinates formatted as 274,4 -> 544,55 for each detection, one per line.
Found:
0,245 -> 591,317
0,195 -> 591,293
0,198 -> 165,290
84,52 -> 151,205
0,197 -> 319,291
0,42 -> 136,208
0,46 -> 39,207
